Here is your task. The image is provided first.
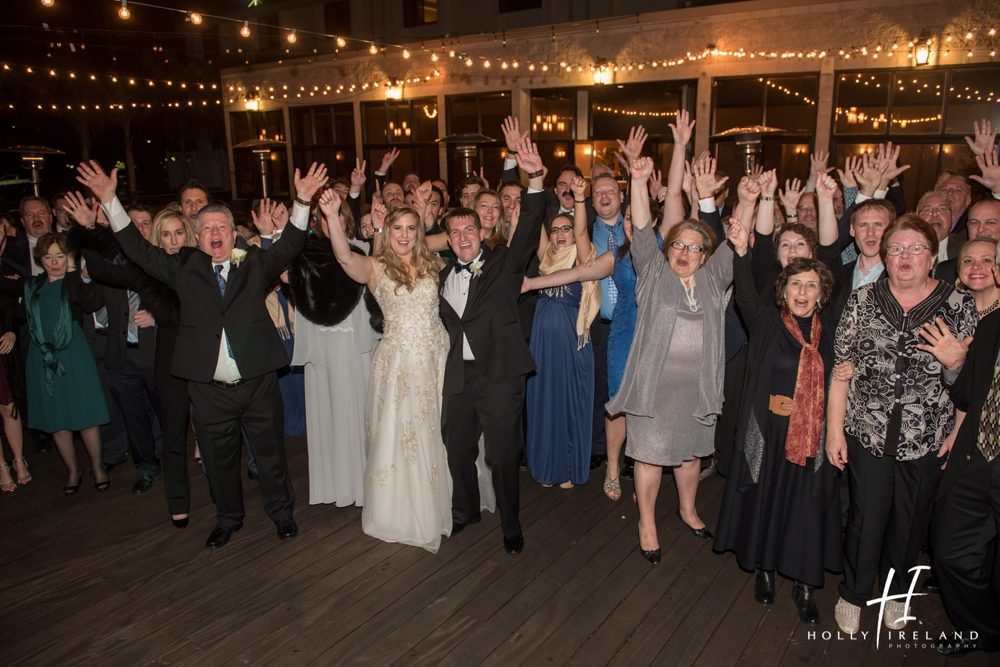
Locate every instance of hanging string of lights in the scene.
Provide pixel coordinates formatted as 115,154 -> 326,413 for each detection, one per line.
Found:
0,61 -> 218,90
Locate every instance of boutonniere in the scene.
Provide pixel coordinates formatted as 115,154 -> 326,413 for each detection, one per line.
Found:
470,259 -> 484,278
230,248 -> 247,267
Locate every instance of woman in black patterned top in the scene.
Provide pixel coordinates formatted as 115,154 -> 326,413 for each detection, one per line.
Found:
826,214 -> 978,635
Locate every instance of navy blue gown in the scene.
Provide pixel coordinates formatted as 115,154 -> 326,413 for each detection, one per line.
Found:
526,281 -> 594,485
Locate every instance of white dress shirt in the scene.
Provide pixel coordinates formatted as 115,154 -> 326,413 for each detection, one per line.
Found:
442,251 -> 482,361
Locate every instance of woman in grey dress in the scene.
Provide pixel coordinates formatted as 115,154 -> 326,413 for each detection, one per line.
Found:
607,156 -> 734,564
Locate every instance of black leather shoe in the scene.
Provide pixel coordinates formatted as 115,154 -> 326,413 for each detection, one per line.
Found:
205,524 -> 239,549
275,518 -> 298,540
754,570 -> 775,605
589,454 -> 607,470
503,533 -> 524,555
936,641 -> 977,657
793,582 -> 819,625
639,546 -> 662,564
675,509 -> 713,540
102,455 -> 127,473
132,475 -> 156,494
924,576 -> 942,594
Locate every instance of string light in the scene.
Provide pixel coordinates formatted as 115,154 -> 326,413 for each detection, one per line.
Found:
1,61 -> 217,91
240,21 -> 251,38
336,36 -> 347,48
188,11 -> 203,25
369,44 -> 378,55
41,0 -> 55,7
286,30 -> 297,44
117,0 -> 131,20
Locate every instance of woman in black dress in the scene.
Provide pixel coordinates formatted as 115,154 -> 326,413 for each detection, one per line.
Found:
715,214 -> 842,624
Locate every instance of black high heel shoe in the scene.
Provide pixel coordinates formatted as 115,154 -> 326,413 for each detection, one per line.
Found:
171,515 -> 190,529
675,508 -> 713,540
93,471 -> 111,492
64,473 -> 83,496
639,546 -> 662,564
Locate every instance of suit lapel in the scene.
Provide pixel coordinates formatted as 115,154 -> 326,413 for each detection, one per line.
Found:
463,247 -> 491,313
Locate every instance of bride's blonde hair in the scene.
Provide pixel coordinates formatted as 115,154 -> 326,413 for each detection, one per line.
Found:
377,206 -> 439,292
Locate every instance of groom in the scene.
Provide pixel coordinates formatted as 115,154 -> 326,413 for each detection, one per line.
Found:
439,131 -> 546,555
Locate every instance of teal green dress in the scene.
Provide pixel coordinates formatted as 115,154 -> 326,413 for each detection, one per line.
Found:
25,278 -> 109,432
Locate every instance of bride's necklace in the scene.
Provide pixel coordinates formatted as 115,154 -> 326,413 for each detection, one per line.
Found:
980,296 -> 1000,318
682,276 -> 700,312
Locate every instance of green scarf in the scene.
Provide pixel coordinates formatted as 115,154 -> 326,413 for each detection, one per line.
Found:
25,275 -> 73,396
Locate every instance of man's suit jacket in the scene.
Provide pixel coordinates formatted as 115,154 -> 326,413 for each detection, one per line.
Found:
501,163 -> 597,226
938,309 -> 1000,497
439,190 -> 544,395
113,223 -> 307,383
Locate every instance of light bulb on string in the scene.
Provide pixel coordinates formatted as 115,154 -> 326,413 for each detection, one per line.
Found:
402,49 -> 410,59
118,0 -> 131,20
188,11 -> 203,25
41,0 -> 55,7
286,30 -> 297,44
240,21 -> 251,38
369,44 -> 378,55
336,36 -> 346,48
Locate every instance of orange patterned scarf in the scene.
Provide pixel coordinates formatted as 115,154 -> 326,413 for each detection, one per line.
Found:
780,308 -> 825,466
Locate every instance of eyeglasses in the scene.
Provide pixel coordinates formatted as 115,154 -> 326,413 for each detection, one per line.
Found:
670,241 -> 704,254
886,244 -> 931,256
550,225 -> 574,234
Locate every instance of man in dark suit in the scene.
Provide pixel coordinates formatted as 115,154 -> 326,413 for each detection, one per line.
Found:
931,261 -> 1000,656
78,160 -> 328,549
439,134 -> 545,555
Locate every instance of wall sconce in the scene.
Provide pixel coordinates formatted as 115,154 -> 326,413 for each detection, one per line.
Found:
914,32 -> 932,66
386,80 -> 403,100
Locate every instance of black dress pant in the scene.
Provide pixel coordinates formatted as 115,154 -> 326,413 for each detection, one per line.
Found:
157,371 -> 190,516
188,373 -> 294,531
443,362 -> 523,539
839,438 -> 942,607
590,318 -> 610,457
933,451 -> 1000,652
108,346 -> 159,478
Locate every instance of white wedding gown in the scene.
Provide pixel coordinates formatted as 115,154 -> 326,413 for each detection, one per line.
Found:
362,270 -> 454,553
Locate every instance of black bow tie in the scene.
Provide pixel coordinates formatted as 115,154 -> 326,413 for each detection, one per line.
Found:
453,262 -> 472,275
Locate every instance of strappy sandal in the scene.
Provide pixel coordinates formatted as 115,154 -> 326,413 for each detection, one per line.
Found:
603,473 -> 622,501
0,461 -> 15,493
13,458 -> 31,485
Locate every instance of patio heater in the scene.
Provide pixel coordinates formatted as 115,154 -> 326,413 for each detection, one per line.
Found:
233,139 -> 287,199
436,133 -> 496,180
711,126 -> 785,176
2,145 -> 65,196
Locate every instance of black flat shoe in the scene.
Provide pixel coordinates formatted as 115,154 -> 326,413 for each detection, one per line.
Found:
936,641 -> 977,657
275,518 -> 298,540
132,475 -> 156,494
205,524 -> 240,549
171,515 -> 189,529
639,546 -> 662,564
503,533 -> 524,555
63,474 -> 83,496
754,570 -> 775,605
793,582 -> 819,625
674,509 -> 713,540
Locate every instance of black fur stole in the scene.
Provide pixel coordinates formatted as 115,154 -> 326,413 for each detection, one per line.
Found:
286,235 -> 381,330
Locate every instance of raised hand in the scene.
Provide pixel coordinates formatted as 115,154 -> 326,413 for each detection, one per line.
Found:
412,180 -> 433,211
63,191 -> 98,228
693,154 -> 727,200
477,166 -> 490,190
570,175 -> 587,202
648,168 -> 664,200
293,162 -> 329,202
728,215 -> 750,256
617,125 -> 648,163
965,118 -> 997,156
855,150 -> 886,195
629,156 -> 654,183
377,147 -> 400,174
252,198 -> 277,236
501,115 -> 527,153
816,173 -> 839,201
837,155 -> 860,189
749,163 -> 764,180
758,168 -> 778,197
876,141 -> 909,189
350,158 -> 367,190
668,109 -> 695,147
971,148 -> 1000,194
513,135 -> 544,177
370,198 -> 388,232
273,201 -> 290,230
809,149 -> 833,182
917,317 -> 972,371
318,188 -> 342,220
736,175 -> 761,205
76,161 -> 118,204
779,177 -> 803,213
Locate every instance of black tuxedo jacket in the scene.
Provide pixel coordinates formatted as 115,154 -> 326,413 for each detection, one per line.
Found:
439,189 -> 545,395
113,222 -> 306,383
939,309 -> 1000,497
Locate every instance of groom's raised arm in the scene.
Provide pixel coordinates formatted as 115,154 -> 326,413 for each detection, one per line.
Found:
506,135 -> 546,272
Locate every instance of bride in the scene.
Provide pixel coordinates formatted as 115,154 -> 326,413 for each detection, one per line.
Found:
320,189 -> 454,552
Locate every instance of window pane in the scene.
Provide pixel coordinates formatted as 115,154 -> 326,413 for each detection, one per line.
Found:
834,71 -> 891,135
590,81 -> 690,139
890,70 -> 945,135
409,97 -> 439,142
713,140 -> 809,181
945,68 -> 1000,134
530,90 -> 575,141
762,76 -> 818,134
332,105 -> 355,144
447,95 -> 480,134
363,103 -> 387,143
713,78 -> 763,133
480,92 -> 511,138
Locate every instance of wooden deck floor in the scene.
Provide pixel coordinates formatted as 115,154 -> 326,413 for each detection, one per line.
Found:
0,438 -> 994,666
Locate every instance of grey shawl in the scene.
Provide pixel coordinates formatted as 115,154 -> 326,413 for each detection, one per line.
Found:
606,223 -> 732,424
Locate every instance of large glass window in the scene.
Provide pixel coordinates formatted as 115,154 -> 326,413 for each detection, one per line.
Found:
362,97 -> 439,182
403,0 -> 438,27
530,89 -> 576,185
289,103 -> 356,176
230,110 -> 288,198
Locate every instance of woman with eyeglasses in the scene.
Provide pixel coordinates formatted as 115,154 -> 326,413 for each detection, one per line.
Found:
523,172 -> 600,489
826,214 -> 978,635
606,156 -> 734,564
